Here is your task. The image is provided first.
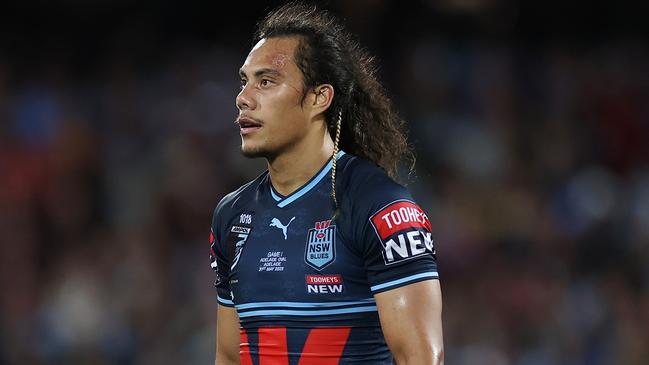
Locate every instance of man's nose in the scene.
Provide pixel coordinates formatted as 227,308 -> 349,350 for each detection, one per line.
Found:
236,85 -> 256,110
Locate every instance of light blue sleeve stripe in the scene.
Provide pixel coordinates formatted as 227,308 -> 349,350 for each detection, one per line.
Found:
236,297 -> 375,310
238,305 -> 377,318
370,272 -> 439,292
217,295 -> 234,305
277,151 -> 346,208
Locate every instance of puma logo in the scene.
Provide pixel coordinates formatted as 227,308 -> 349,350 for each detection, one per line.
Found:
270,217 -> 296,240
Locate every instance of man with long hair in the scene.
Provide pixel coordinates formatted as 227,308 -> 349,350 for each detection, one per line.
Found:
210,3 -> 443,364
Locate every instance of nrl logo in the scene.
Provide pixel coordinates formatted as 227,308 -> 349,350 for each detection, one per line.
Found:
304,220 -> 336,271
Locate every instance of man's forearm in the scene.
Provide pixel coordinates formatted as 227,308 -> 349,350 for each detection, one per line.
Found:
216,353 -> 239,365
393,345 -> 444,365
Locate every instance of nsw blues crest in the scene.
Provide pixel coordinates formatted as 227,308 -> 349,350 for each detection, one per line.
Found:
304,220 -> 336,270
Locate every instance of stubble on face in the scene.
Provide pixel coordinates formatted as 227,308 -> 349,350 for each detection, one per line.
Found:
238,37 -> 308,160
241,138 -> 276,159
239,51 -> 294,160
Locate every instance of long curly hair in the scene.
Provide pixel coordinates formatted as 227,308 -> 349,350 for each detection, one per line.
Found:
255,2 -> 415,183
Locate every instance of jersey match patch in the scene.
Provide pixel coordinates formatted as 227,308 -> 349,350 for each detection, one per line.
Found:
370,200 -> 435,265
304,220 -> 336,270
227,225 -> 252,270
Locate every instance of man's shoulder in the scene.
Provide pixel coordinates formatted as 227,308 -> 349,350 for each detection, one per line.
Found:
213,171 -> 268,217
339,155 -> 408,201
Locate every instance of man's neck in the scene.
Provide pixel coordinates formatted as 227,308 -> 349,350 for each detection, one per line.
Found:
268,133 -> 335,197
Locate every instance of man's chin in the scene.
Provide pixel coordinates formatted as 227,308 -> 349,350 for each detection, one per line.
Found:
241,145 -> 271,159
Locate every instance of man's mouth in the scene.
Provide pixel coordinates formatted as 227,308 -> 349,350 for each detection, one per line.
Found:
237,117 -> 262,135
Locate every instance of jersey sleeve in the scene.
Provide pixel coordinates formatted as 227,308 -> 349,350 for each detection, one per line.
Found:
354,180 -> 439,295
210,204 -> 235,307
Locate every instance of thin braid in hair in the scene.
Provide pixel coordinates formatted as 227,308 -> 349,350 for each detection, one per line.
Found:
331,109 -> 342,220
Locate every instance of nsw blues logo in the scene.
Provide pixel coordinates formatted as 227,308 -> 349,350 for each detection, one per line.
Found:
304,220 -> 336,270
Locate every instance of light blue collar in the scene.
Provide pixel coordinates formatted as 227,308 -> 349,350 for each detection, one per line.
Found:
269,151 -> 346,208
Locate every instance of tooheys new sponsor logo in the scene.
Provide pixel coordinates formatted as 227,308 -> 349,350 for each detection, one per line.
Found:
370,200 -> 435,265
306,275 -> 343,294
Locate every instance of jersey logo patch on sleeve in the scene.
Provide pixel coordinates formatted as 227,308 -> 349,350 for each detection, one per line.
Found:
210,229 -> 218,269
369,200 -> 435,265
304,220 -> 336,271
209,228 -> 221,285
228,225 -> 252,270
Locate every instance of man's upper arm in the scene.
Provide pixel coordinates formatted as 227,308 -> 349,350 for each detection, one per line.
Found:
216,305 -> 240,365
375,280 -> 444,364
210,198 -> 240,363
349,174 -> 443,363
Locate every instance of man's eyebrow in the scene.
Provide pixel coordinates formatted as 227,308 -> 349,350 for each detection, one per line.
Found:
239,68 -> 282,78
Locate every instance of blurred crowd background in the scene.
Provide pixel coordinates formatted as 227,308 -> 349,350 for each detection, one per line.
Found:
1,0 -> 648,364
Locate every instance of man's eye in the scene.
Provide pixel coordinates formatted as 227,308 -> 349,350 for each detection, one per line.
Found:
260,79 -> 273,87
240,79 -> 247,89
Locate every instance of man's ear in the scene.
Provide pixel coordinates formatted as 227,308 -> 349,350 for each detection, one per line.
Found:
311,84 -> 334,116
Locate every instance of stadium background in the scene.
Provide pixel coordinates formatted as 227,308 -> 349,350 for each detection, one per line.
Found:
1,0 -> 648,364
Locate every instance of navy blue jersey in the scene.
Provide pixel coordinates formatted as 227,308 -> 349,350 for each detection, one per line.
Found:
210,151 -> 438,364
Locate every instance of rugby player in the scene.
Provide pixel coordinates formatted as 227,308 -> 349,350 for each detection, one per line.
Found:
210,3 -> 443,364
